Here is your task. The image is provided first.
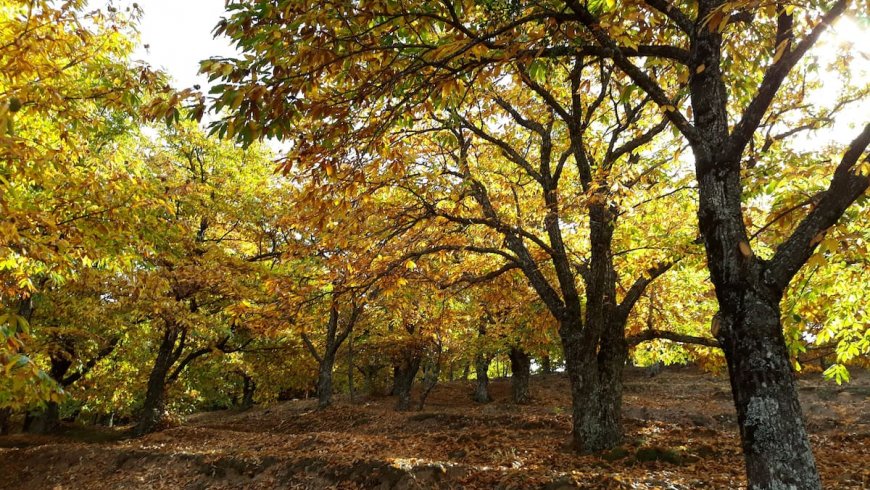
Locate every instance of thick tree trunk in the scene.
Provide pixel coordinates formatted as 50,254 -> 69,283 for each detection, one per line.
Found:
317,350 -> 336,409
719,292 -> 819,489
360,364 -> 382,395
561,322 -> 622,452
509,347 -> 531,404
472,354 -> 492,403
595,320 -> 627,446
0,408 -> 11,435
134,329 -> 177,436
393,355 -> 421,411
24,402 -> 60,434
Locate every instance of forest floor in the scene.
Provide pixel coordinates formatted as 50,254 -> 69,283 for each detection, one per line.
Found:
1,366 -> 868,489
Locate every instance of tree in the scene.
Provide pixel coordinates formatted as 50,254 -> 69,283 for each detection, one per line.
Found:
0,0 -> 172,422
206,2 -> 868,483
559,1 -> 869,486
205,0 -> 708,452
125,123 -> 274,435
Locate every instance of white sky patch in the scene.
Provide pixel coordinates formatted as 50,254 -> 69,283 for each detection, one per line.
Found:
128,0 -> 236,91
796,16 -> 870,149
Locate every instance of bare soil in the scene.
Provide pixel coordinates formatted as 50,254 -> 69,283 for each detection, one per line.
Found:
1,366 -> 868,489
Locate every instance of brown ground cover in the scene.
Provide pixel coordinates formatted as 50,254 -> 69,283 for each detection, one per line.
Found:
1,367 -> 868,489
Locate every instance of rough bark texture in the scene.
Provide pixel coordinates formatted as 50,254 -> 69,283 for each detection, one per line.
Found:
472,354 -> 492,404
720,295 -> 819,489
561,325 -> 621,452
508,347 -> 531,404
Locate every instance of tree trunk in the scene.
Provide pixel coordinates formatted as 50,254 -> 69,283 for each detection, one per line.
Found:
24,402 -> 61,434
134,329 -> 178,436
461,362 -> 470,381
347,334 -> 355,402
25,350 -> 73,434
509,347 -> 531,404
540,355 -> 552,374
595,320 -> 628,447
719,292 -> 820,489
417,356 -> 441,410
472,354 -> 492,403
0,408 -> 11,435
317,350 -> 336,409
561,323 -> 622,452
393,355 -> 421,411
241,374 -> 256,409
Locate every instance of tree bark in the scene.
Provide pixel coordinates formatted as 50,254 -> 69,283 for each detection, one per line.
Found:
472,354 -> 492,403
509,347 -> 531,404
241,374 -> 256,409
25,347 -> 73,434
417,354 -> 441,411
719,290 -> 819,489
0,408 -> 11,435
393,354 -> 421,411
561,325 -> 621,452
316,349 -> 336,409
134,327 -> 178,436
347,334 -> 355,402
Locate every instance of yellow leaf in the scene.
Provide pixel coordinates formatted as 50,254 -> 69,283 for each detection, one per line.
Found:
696,64 -> 706,74
738,241 -> 753,257
405,260 -> 417,270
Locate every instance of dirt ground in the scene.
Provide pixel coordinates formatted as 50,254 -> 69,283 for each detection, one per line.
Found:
1,367 -> 868,489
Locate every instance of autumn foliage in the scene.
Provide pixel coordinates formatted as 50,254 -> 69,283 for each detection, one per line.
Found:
1,1 -> 869,489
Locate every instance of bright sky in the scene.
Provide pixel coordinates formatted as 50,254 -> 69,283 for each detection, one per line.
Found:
125,1 -> 866,147
130,0 -> 236,91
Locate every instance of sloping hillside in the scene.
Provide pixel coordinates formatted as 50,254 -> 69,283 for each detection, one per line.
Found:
2,368 -> 868,489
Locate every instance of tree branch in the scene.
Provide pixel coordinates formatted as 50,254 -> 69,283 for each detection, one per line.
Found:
627,328 -> 720,348
766,123 -> 870,291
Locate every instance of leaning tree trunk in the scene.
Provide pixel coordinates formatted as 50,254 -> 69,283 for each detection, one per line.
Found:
719,290 -> 819,489
393,354 -> 421,411
509,347 -> 531,404
134,329 -> 178,436
472,354 -> 492,403
417,356 -> 441,411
